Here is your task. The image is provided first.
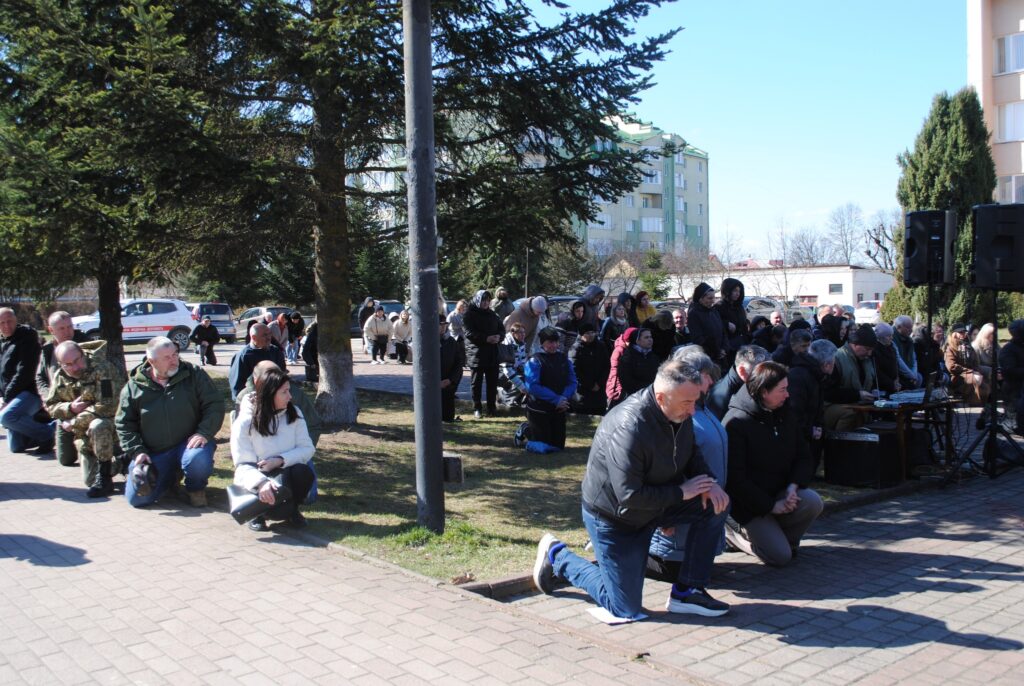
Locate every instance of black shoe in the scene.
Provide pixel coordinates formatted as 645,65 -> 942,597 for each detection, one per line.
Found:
665,588 -> 730,617
87,462 -> 114,498
248,516 -> 269,532
533,533 -> 561,594
35,438 -> 56,454
287,511 -> 307,529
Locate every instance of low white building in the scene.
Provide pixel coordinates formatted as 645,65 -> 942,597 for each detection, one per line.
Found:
661,263 -> 895,308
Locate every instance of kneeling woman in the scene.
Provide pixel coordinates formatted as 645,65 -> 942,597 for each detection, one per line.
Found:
231,367 -> 315,531
722,361 -> 822,566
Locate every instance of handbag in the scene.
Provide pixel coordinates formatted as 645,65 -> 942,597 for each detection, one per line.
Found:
227,471 -> 293,525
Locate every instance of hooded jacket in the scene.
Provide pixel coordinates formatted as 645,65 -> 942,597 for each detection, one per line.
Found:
582,385 -> 711,529
116,359 -> 225,460
687,283 -> 726,361
715,277 -> 749,352
641,310 -> 677,361
503,297 -> 546,349
580,285 -> 605,329
605,327 -> 636,406
722,385 -> 814,525
706,365 -> 743,420
462,290 -> 505,368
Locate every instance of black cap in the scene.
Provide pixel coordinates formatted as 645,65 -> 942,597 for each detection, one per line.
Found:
850,325 -> 878,347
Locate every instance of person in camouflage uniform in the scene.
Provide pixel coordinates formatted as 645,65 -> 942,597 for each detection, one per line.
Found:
46,340 -> 126,498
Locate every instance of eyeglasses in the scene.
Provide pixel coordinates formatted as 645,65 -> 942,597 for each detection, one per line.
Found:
59,355 -> 84,369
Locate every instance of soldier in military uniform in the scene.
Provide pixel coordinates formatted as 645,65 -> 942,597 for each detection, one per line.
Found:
46,341 -> 127,498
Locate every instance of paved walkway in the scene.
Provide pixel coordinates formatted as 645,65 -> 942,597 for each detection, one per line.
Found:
510,465 -> 1024,685
0,442 -> 672,685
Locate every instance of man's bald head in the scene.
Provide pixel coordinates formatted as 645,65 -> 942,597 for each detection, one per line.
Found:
55,341 -> 87,378
47,311 -> 75,344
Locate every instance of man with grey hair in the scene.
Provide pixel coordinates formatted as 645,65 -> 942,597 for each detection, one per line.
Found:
46,340 -> 126,497
1,307 -> 55,453
37,311 -> 90,468
228,322 -> 286,400
534,359 -> 731,620
117,336 -> 224,508
707,345 -> 770,420
892,315 -> 921,389
772,328 -> 812,367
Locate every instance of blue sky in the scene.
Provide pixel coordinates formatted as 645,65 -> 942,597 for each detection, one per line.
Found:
537,1 -> 969,257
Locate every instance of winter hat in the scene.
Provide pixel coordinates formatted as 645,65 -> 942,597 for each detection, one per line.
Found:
789,318 -> 812,331
850,324 -> 878,347
951,323 -> 968,333
579,323 -> 596,335
692,282 -> 714,303
376,305 -> 385,313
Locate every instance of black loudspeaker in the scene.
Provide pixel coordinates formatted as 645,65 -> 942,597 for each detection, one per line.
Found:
972,203 -> 1024,292
904,210 -> 956,286
823,427 -> 902,488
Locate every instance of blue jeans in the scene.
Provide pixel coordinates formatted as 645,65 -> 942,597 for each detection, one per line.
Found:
553,499 -> 728,619
0,391 -> 55,453
125,440 -> 215,508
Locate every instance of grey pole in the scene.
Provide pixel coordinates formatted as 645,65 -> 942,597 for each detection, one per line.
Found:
403,0 -> 444,533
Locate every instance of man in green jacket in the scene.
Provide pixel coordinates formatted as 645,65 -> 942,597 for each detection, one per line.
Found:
117,337 -> 225,508
823,325 -> 878,431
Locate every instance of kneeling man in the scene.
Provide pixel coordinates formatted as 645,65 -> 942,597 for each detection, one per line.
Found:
46,341 -> 126,497
534,360 -> 731,619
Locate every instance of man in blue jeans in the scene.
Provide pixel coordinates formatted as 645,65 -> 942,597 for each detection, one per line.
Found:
117,337 -> 225,508
533,360 -> 731,619
0,308 -> 55,453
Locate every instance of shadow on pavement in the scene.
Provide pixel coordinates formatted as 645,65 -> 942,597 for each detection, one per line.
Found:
0,481 -> 97,503
0,533 -> 90,567
642,601 -> 1024,650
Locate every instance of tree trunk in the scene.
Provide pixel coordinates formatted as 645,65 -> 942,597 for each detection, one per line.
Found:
311,104 -> 359,424
96,270 -> 126,374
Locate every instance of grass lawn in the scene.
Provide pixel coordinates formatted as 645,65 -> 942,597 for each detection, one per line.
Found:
202,377 -> 900,584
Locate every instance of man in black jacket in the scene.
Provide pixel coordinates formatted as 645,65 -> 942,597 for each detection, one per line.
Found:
228,323 -> 286,400
189,316 -> 221,367
1000,319 -> 1024,435
533,360 -> 731,620
707,345 -> 769,420
0,308 -> 55,453
439,315 -> 466,422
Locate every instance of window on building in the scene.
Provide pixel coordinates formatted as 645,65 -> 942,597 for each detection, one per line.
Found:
630,219 -> 640,232
674,219 -> 683,235
683,201 -> 688,214
857,293 -> 863,304
698,203 -> 703,216
674,173 -> 684,187
644,170 -> 662,185
641,217 -> 663,233
589,213 -> 612,229
641,193 -> 663,209
696,225 -> 703,237
996,32 -> 1024,75
675,196 -> 685,211
624,195 -> 634,207
675,152 -> 686,165
997,175 -> 1024,203
829,284 -> 843,295
698,181 -> 704,193
698,161 -> 704,172
998,102 -> 1024,142
874,292 -> 880,300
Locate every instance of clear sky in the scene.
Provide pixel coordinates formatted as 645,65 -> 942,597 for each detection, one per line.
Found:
538,1 -> 970,257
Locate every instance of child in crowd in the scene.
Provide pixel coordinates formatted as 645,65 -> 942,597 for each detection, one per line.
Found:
515,327 -> 577,454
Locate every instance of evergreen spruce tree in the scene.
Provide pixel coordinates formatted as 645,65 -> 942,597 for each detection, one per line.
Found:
895,88 -> 996,326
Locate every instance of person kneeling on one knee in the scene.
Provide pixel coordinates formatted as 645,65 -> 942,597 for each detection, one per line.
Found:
116,337 -> 225,509
722,361 -> 823,567
520,327 -> 577,454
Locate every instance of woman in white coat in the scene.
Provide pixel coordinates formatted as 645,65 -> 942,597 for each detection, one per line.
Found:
231,367 -> 315,531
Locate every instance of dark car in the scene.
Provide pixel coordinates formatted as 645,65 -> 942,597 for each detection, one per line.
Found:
350,299 -> 405,336
235,306 -> 293,339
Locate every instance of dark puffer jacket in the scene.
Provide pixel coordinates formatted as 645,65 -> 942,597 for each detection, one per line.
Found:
462,301 -> 504,369
616,338 -> 661,399
786,352 -> 825,441
582,386 -> 712,529
1,324 -> 41,403
722,385 -> 814,525
715,277 -> 749,353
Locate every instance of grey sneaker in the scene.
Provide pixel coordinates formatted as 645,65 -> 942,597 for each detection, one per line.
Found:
665,588 -> 729,617
533,533 -> 561,594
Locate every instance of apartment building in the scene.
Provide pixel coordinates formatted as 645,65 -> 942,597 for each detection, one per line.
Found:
580,119 -> 709,257
968,0 -> 1024,201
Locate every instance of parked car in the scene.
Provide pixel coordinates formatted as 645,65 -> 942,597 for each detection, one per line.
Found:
349,299 -> 405,336
186,302 -> 237,343
235,305 -> 293,340
73,298 -> 195,351
743,296 -> 784,323
855,300 -> 884,325
653,299 -> 689,314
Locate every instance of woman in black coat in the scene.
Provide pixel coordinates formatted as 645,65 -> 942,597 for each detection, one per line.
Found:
462,289 -> 505,418
301,320 -> 319,383
722,361 -> 823,567
715,277 -> 750,366
687,282 -> 726,367
615,328 -> 661,399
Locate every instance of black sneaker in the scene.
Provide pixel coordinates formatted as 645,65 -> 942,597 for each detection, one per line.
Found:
533,533 -> 560,594
287,511 -> 308,529
665,588 -> 729,617
248,516 -> 269,532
